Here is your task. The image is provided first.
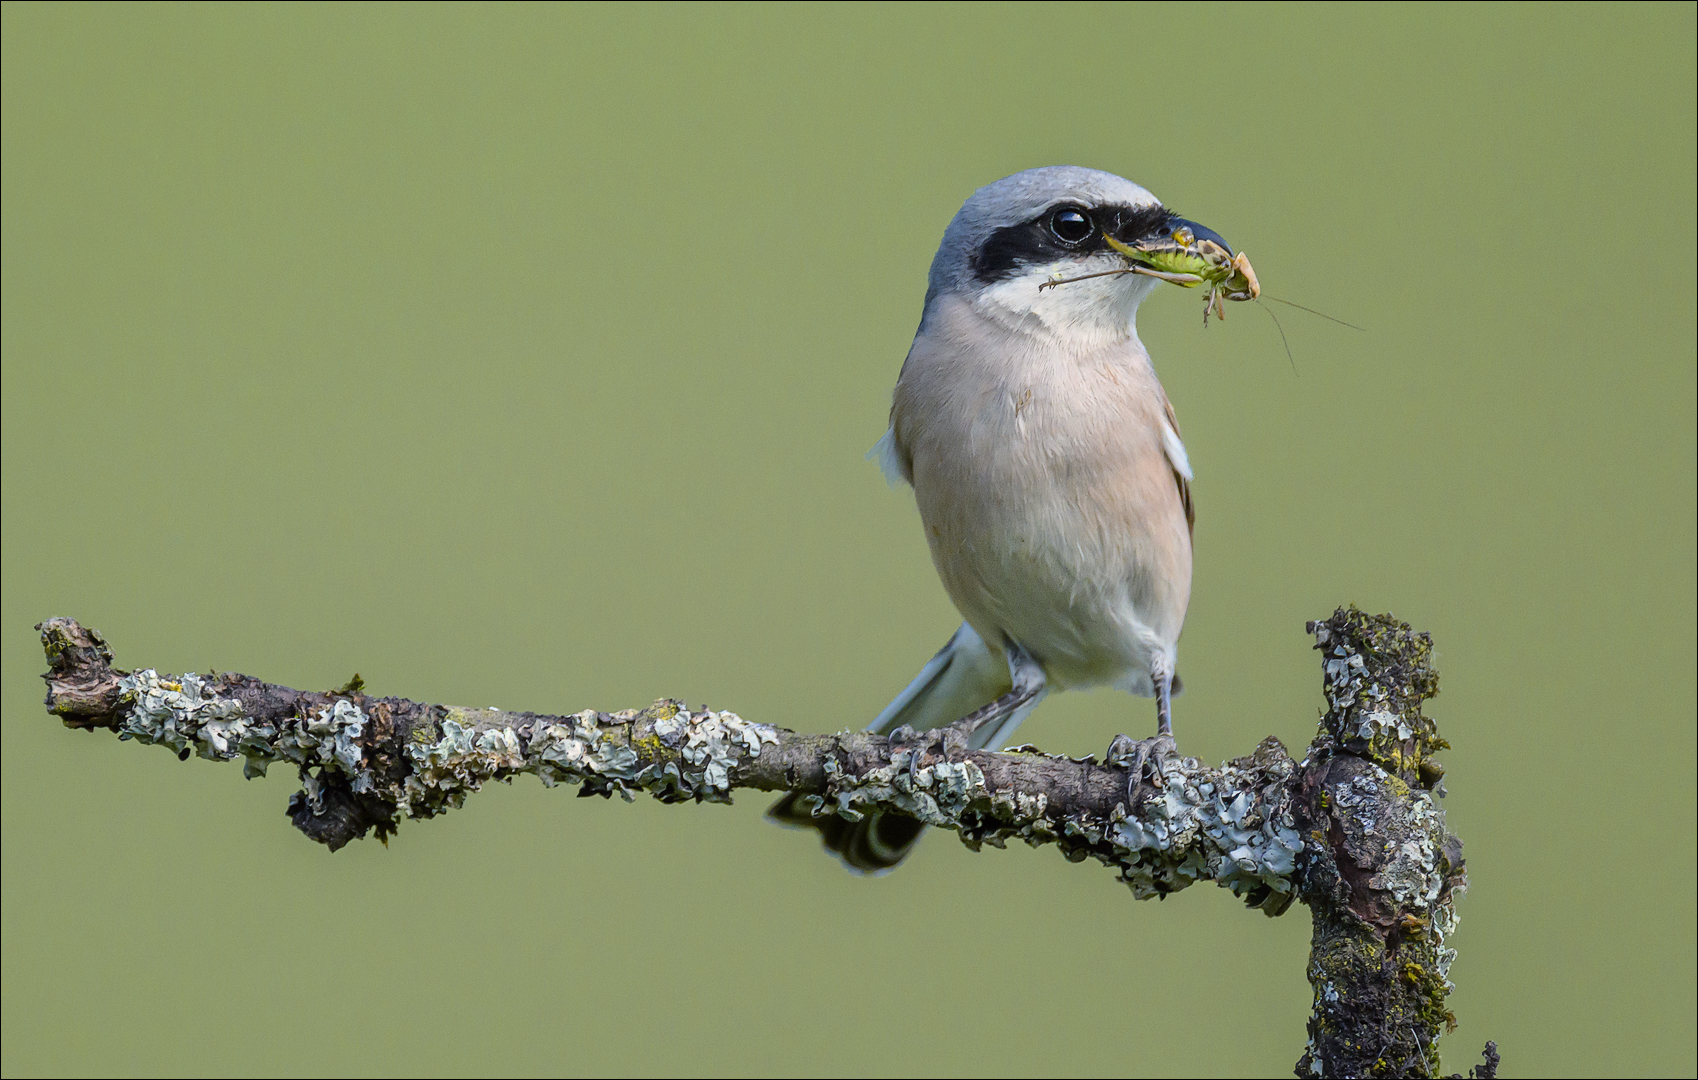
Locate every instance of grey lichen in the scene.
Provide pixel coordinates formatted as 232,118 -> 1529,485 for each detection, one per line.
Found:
1046,738 -> 1302,913
1339,771 -> 1445,908
1309,606 -> 1447,785
390,700 -> 787,822
99,664 -> 1310,913
652,706 -> 782,796
280,698 -> 369,782
807,752 -> 990,828
783,733 -> 1304,912
117,669 -> 278,775
1119,746 -> 1304,906
1431,888 -> 1462,985
115,668 -> 372,785
87,664 -> 798,831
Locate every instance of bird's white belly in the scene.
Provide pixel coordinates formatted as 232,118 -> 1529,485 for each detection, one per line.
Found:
910,394 -> 1192,695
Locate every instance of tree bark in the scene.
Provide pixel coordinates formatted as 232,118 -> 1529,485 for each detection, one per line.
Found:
35,608 -> 1487,1078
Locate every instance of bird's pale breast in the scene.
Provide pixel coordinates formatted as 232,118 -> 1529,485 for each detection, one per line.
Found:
891,302 -> 1192,692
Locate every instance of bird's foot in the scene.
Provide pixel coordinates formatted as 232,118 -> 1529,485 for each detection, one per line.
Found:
1105,733 -> 1178,809
886,721 -> 974,782
885,670 -> 1044,782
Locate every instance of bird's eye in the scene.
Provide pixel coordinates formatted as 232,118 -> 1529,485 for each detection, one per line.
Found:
1050,208 -> 1093,244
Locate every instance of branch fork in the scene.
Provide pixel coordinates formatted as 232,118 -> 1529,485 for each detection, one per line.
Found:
36,609 -> 1485,1078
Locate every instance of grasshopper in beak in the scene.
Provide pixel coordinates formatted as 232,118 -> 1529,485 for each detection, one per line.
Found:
1101,226 -> 1260,326
1038,214 -> 1359,366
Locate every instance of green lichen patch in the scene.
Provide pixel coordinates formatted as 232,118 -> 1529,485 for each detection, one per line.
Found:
1296,744 -> 1467,1076
1298,898 -> 1461,1078
1308,607 -> 1447,786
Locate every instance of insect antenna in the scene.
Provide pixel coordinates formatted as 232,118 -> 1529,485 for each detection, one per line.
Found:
1254,299 -> 1298,377
1036,268 -> 1137,291
1263,295 -> 1366,331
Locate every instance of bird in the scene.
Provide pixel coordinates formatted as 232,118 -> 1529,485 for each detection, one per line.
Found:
770,165 -> 1232,872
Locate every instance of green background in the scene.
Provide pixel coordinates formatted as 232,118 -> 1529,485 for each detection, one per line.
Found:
3,4 -> 1693,1076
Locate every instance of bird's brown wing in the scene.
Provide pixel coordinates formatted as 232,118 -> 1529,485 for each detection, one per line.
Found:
1164,396 -> 1195,540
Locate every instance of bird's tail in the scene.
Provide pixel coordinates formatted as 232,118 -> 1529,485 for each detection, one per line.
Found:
767,623 -> 1040,873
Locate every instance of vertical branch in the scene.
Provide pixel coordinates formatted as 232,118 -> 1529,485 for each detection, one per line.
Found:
1293,609 -> 1470,1079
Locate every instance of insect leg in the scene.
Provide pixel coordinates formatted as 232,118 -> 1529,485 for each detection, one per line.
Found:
1129,266 -> 1205,285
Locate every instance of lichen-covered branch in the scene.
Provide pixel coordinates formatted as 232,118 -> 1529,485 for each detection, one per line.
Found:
1293,609 -> 1474,1079
34,610 -> 1484,1078
34,617 -> 1302,908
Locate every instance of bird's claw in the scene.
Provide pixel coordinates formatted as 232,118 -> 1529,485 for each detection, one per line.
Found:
885,667 -> 1045,784
884,725 -> 925,784
1105,733 -> 1178,809
886,720 -> 974,783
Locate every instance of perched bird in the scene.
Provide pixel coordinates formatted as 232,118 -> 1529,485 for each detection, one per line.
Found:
771,165 -> 1236,872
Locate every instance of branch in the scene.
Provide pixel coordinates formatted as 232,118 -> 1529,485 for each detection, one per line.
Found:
35,609 -> 1484,1078
1293,610 -> 1477,1079
34,616 -> 1303,908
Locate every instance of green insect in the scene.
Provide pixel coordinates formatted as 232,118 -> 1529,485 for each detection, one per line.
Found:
1103,226 -> 1260,325
1039,223 -> 1261,326
1039,221 -> 1364,375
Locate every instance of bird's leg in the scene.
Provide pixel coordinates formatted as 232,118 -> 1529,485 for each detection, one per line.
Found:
888,641 -> 1045,778
1105,668 -> 1179,809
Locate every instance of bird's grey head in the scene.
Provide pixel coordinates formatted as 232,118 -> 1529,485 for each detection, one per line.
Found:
925,166 -> 1194,341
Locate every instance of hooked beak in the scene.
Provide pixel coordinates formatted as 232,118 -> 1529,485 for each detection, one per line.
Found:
1164,217 -> 1236,256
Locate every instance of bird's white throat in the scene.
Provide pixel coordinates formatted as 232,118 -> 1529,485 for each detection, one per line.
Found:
974,259 -> 1159,347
